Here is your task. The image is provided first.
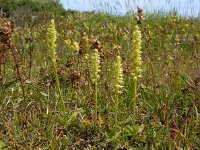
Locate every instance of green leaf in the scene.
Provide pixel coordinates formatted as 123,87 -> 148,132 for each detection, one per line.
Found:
106,130 -> 121,143
40,92 -> 48,97
0,141 -> 8,150
65,111 -> 79,127
134,125 -> 144,133
42,111 -> 80,128
122,125 -> 144,140
42,114 -> 66,125
135,135 -> 147,143
3,80 -> 17,89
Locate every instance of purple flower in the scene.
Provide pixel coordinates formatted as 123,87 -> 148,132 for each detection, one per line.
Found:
104,20 -> 108,29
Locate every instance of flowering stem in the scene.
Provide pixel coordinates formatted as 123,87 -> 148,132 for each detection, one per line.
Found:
131,25 -> 142,127
90,49 -> 100,132
115,92 -> 119,131
113,55 -> 123,132
133,79 -> 137,126
94,81 -> 98,131
47,19 -> 66,119
52,62 -> 66,118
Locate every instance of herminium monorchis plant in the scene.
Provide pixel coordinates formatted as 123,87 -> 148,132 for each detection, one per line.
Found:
113,55 -> 123,131
47,19 -> 66,117
131,25 -> 142,126
90,49 -> 101,130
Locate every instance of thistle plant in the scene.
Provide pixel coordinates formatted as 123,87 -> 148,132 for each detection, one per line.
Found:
113,55 -> 124,131
47,19 -> 66,117
90,49 -> 101,130
131,25 -> 142,126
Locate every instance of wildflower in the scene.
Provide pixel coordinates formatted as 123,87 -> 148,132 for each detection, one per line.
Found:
175,34 -> 180,45
84,53 -> 89,60
132,25 -> 142,80
47,19 -> 66,117
64,40 -> 79,53
104,20 -> 108,29
113,56 -> 124,94
135,6 -> 145,24
113,55 -> 124,131
47,19 -> 57,64
90,49 -> 101,131
64,39 -> 71,49
83,35 -> 89,49
131,25 -> 142,126
71,41 -> 79,52
90,49 -> 100,83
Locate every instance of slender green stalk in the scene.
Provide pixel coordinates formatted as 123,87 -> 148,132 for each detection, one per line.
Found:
132,79 -> 137,126
47,79 -> 50,114
94,81 -> 98,131
115,92 -> 119,130
52,64 -> 66,117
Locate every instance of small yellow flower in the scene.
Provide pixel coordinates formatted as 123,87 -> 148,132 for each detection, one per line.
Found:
64,39 -> 71,48
84,53 -> 89,60
71,41 -> 79,52
64,40 -> 79,53
185,23 -> 189,28
25,43 -> 29,49
175,35 -> 180,45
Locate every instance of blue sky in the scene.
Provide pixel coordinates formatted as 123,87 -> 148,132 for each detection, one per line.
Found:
60,0 -> 200,17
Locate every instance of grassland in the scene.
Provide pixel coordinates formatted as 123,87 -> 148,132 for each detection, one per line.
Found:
0,9 -> 200,149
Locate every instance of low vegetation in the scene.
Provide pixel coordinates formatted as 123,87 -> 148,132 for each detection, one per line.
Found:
0,0 -> 199,149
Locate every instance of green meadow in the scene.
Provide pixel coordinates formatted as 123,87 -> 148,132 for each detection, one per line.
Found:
0,0 -> 199,149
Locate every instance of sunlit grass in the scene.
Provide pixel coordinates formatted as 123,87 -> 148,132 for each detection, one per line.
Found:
0,1 -> 200,149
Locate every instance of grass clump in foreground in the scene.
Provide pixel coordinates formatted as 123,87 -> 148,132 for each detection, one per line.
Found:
0,10 -> 200,149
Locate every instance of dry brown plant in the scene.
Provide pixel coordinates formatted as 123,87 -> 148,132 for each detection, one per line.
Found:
0,16 -> 27,98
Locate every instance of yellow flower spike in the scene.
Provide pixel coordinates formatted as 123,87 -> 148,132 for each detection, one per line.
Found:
47,19 -> 57,64
131,25 -> 143,127
90,49 -> 101,83
114,56 -> 124,94
47,19 -> 66,118
113,55 -> 124,132
132,25 -> 142,80
83,36 -> 89,49
90,49 -> 101,132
